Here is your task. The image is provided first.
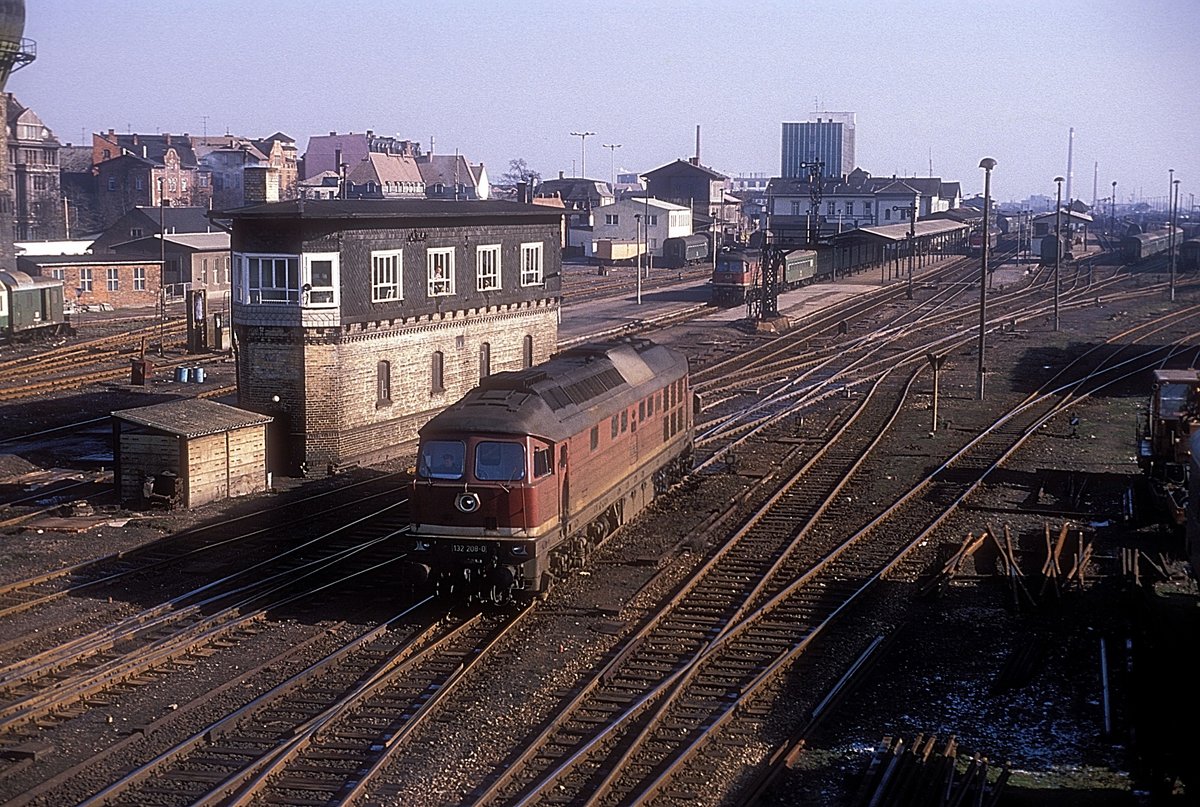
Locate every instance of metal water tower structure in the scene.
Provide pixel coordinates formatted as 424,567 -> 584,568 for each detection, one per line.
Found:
0,0 -> 35,269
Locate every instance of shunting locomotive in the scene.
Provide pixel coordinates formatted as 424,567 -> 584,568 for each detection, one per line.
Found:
408,337 -> 694,601
1137,368 -> 1200,524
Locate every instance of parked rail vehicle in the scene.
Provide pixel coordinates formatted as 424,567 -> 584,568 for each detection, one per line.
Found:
1137,368 -> 1200,526
1121,229 -> 1178,263
408,338 -> 694,601
1179,239 -> 1200,273
712,249 -> 761,307
0,269 -> 67,340
1039,234 -> 1072,265
661,234 -> 711,269
967,226 -> 1000,257
711,248 -> 828,307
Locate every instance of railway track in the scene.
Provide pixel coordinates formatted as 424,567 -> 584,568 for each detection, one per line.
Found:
0,499 -> 412,737
0,245 -> 1189,805
454,302 -> 1200,807
70,602 -> 527,807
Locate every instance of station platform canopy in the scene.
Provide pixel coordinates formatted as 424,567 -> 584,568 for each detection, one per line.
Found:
832,219 -> 970,245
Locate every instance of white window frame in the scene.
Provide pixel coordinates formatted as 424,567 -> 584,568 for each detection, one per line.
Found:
235,252 -> 300,305
605,214 -> 619,226
520,242 -> 543,287
106,267 -> 119,291
79,267 -> 93,292
133,266 -> 146,291
476,244 -> 501,291
303,252 -> 339,308
371,249 -> 403,302
427,247 -> 455,297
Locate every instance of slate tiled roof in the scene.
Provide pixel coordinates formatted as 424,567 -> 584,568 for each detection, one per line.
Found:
104,133 -> 199,167
347,153 -> 424,185
113,399 -> 272,438
221,198 -> 564,221
643,159 -> 727,181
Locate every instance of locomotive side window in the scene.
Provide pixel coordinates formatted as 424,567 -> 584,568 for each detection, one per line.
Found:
475,441 -> 526,482
419,440 -> 465,480
1157,383 -> 1192,418
533,447 -> 553,478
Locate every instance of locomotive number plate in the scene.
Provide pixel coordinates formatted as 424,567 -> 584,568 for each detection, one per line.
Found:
452,544 -> 488,554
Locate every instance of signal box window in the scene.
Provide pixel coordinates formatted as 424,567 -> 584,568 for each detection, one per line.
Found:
475,441 -> 526,482
432,351 -> 445,394
520,242 -> 543,286
611,415 -> 618,439
476,244 -> 501,291
371,249 -> 402,302
427,247 -> 455,297
590,426 -> 599,451
418,440 -> 465,480
377,361 -> 391,405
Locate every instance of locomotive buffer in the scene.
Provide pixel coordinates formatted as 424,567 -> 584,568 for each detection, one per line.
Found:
754,160 -> 824,322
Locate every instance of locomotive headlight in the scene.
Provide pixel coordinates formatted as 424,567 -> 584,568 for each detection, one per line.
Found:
413,540 -> 431,551
455,492 -> 481,513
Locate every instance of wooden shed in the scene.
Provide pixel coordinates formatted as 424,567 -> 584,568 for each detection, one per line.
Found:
112,399 -> 273,509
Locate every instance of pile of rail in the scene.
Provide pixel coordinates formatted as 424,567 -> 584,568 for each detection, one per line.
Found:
848,734 -> 1009,806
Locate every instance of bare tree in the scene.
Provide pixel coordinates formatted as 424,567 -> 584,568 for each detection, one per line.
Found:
501,158 -> 541,187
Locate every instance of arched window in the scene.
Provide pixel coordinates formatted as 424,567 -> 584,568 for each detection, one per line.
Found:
523,335 -> 533,368
376,360 -> 391,404
432,351 -> 445,394
479,342 -> 491,379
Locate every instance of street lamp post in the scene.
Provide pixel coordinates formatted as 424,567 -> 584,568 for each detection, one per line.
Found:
1171,177 -> 1181,301
1054,176 -> 1064,331
644,192 -> 651,278
570,131 -> 595,179
1111,180 -> 1117,236
890,198 -> 917,298
635,213 -> 643,305
977,157 -> 996,401
158,176 -> 166,357
602,143 -> 621,190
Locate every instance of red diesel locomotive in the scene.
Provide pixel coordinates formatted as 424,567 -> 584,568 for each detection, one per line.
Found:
409,338 -> 694,600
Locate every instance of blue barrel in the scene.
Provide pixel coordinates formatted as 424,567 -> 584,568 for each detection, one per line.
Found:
175,366 -> 191,383
193,366 -> 206,383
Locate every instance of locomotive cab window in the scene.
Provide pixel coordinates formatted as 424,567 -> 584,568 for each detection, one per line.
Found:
475,441 -> 526,482
418,440 -> 466,480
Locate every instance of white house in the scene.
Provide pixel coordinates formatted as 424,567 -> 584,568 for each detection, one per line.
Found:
589,197 -> 692,258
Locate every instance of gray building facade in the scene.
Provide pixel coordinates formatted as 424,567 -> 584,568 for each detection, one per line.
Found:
781,113 -> 856,180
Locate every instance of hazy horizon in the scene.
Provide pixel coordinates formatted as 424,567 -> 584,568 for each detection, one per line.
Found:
11,0 -> 1198,207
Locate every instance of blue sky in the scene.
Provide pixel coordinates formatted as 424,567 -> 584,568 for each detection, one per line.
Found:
11,0 -> 1198,206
